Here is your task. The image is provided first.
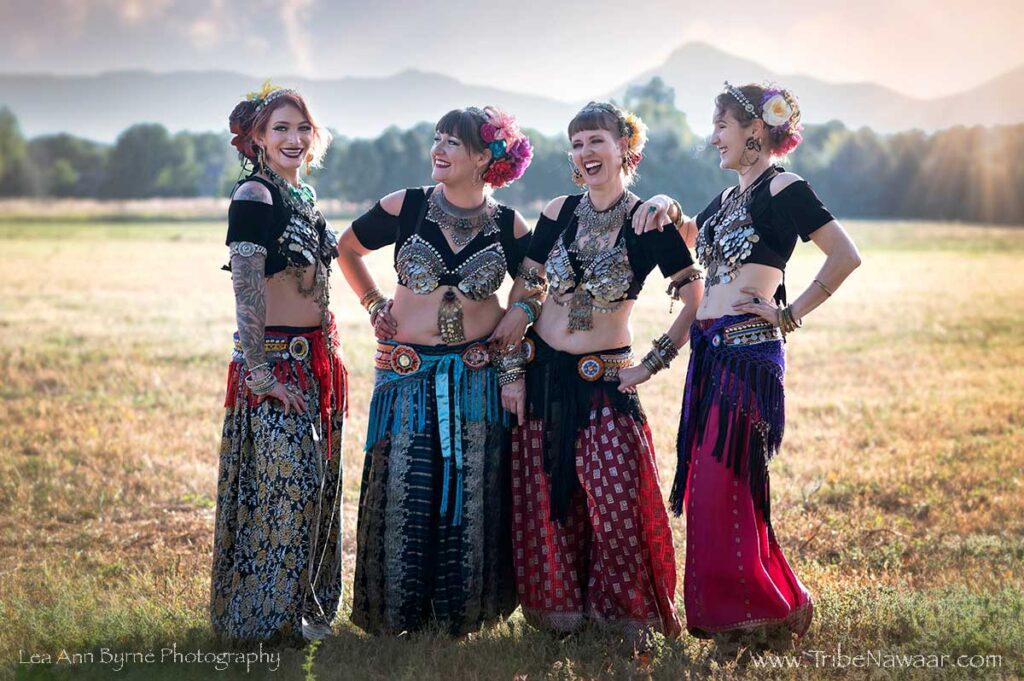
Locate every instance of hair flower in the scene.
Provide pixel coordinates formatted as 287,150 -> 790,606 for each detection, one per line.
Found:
488,139 -> 507,159
761,93 -> 793,127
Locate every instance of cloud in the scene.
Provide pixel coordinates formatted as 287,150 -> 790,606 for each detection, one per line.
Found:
279,0 -> 314,75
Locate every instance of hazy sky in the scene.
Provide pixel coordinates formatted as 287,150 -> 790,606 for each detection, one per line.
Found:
1,0 -> 1021,100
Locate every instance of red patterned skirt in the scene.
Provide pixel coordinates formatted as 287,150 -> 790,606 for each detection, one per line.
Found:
672,315 -> 812,637
511,331 -> 681,638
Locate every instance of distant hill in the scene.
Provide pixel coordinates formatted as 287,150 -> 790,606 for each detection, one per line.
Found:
0,70 -> 580,142
609,42 -> 1023,133
0,43 -> 1020,141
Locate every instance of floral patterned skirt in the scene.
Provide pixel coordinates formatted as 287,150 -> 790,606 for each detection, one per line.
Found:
210,323 -> 346,643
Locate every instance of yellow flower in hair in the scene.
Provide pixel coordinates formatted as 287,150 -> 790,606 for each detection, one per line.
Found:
246,79 -> 280,103
622,111 -> 648,156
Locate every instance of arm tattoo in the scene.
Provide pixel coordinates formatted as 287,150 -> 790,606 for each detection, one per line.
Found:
233,182 -> 272,203
230,251 -> 269,371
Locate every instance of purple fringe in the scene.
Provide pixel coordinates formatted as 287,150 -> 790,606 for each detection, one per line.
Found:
670,314 -> 786,526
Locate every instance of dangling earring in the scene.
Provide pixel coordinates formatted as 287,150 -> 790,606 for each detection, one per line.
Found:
256,146 -> 267,174
568,155 -> 585,187
739,136 -> 761,167
304,153 -> 312,176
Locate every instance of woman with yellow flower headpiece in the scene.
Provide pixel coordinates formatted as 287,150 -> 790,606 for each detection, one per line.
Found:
637,82 -> 862,643
210,82 -> 346,644
509,101 -> 702,641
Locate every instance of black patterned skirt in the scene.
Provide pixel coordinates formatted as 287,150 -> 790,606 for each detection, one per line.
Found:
352,338 -> 516,635
210,320 -> 347,643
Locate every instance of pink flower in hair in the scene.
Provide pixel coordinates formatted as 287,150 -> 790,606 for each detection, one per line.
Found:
508,137 -> 533,164
480,123 -> 498,144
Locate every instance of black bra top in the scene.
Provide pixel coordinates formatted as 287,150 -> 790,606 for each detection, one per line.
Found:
223,174 -> 337,276
351,187 -> 529,299
694,165 -> 834,273
526,193 -> 694,303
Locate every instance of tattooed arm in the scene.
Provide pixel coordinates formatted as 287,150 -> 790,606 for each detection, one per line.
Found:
229,181 -> 273,374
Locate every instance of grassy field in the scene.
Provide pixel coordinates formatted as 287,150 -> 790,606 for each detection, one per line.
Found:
0,219 -> 1021,680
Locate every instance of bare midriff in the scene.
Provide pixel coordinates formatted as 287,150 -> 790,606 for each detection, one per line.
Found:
264,265 -> 323,327
697,263 -> 783,319
533,296 -> 636,354
389,285 -> 505,345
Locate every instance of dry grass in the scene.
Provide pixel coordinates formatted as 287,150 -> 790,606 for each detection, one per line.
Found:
0,220 -> 1021,680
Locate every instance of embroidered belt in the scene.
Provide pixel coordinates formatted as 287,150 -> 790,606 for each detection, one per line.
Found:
233,335 -> 313,361
522,337 -> 633,382
374,341 -> 492,375
710,318 -> 783,348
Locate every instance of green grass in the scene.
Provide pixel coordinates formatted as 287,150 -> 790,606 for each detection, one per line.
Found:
0,219 -> 1022,680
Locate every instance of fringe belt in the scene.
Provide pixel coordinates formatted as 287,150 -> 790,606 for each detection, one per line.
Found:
365,338 -> 506,527
670,314 -> 785,524
523,329 -> 643,523
224,314 -> 348,460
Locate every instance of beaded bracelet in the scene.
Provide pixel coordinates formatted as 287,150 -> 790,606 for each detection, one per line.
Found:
497,369 -> 526,386
512,301 -> 536,324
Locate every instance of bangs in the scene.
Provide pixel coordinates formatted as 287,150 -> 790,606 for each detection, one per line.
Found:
568,106 -> 621,139
435,108 -> 486,153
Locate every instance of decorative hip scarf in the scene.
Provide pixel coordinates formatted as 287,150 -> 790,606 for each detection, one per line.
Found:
365,338 -> 506,526
670,314 -> 785,522
225,314 -> 348,460
522,330 -> 643,522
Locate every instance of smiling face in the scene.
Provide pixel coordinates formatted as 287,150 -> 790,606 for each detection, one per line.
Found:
710,108 -> 765,171
253,103 -> 312,175
569,127 -> 627,189
430,131 -> 490,185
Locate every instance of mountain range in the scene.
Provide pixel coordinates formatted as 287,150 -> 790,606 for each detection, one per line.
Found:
0,42 -> 1019,142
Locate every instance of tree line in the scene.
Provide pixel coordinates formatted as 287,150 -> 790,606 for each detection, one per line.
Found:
0,78 -> 1021,224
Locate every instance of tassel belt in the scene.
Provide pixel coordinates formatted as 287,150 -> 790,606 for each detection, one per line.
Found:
703,317 -> 783,348
367,338 -> 504,527
522,336 -> 633,382
233,334 -> 316,362
373,340 -> 492,375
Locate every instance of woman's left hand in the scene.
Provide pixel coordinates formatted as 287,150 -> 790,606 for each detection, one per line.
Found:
633,195 -> 672,234
487,306 -> 529,353
617,365 -> 650,393
731,287 -> 779,326
501,378 -> 526,426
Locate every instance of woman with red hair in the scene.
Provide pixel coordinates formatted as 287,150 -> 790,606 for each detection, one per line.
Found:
210,82 -> 345,644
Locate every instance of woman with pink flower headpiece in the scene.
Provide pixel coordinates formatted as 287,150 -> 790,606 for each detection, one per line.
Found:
636,82 -> 862,642
337,106 -> 536,635
510,101 -> 704,642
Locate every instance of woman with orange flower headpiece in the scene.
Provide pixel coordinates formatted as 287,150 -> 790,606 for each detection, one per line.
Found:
210,82 -> 346,644
509,101 -> 703,641
337,106 -> 535,635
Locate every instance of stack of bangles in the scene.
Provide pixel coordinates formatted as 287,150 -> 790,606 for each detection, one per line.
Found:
244,362 -> 277,395
512,296 -> 543,325
777,305 -> 802,336
360,287 -> 389,322
495,346 -> 526,386
641,334 -> 679,375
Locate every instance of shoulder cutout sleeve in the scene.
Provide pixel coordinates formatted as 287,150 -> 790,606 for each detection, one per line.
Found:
351,202 -> 401,250
772,180 -> 835,242
226,199 -> 274,247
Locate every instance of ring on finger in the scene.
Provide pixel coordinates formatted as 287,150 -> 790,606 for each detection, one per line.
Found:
751,296 -> 762,305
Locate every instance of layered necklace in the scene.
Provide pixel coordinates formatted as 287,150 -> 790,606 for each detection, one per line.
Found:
264,165 -> 318,223
427,187 -> 499,249
696,167 -> 776,287
569,191 -> 632,266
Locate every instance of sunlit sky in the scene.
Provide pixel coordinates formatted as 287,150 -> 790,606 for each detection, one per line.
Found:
1,0 -> 1020,100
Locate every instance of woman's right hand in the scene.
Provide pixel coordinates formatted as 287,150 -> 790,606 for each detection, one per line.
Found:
371,299 -> 398,340
259,381 -> 307,415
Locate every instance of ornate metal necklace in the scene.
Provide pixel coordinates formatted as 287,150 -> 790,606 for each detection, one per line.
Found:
263,166 -> 318,223
696,168 -> 776,287
569,191 -> 632,267
428,188 -> 499,249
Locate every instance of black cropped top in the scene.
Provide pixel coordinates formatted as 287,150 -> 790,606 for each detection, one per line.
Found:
351,187 -> 529,300
694,166 -> 833,275
526,193 -> 694,304
223,175 -> 338,276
